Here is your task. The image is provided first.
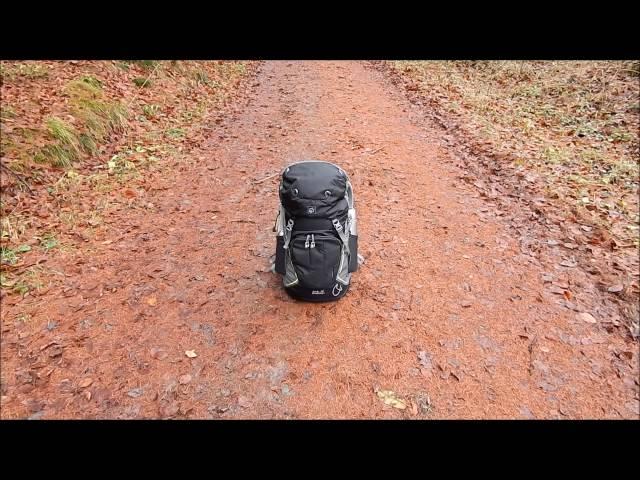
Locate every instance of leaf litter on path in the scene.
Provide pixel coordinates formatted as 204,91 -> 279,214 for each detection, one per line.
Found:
375,388 -> 407,410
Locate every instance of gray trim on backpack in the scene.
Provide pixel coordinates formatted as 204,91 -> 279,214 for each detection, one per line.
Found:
283,248 -> 299,287
345,179 -> 354,210
335,179 -> 355,286
336,245 -> 351,285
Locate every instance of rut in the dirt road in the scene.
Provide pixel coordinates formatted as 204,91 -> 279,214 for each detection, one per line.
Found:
1,61 -> 638,420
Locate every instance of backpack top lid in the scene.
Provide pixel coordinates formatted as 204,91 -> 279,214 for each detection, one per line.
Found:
279,161 -> 349,218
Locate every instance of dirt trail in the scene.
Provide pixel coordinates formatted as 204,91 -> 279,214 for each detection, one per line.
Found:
1,61 -> 638,419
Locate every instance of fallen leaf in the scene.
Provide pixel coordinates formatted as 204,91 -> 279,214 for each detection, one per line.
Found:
375,389 -> 407,410
178,374 -> 192,385
83,391 -> 92,401
577,312 -> 597,324
461,300 -> 473,308
146,296 -> 157,306
150,347 -> 168,360
617,351 -> 633,361
560,259 -> 578,268
78,378 -> 93,388
161,403 -> 180,417
48,345 -> 63,358
127,388 -> 143,398
417,351 -> 432,370
607,284 -> 624,293
26,400 -> 45,413
416,393 -> 432,414
40,341 -> 58,351
185,350 -> 197,358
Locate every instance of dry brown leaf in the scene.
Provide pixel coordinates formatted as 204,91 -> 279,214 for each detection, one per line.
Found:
375,389 -> 407,410
78,378 -> 93,388
577,312 -> 597,324
150,347 -> 168,360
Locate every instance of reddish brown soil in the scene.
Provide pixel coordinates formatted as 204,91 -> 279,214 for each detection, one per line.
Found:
1,61 -> 638,419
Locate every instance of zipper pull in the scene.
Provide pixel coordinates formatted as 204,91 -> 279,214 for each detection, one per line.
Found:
310,234 -> 315,248
305,234 -> 310,249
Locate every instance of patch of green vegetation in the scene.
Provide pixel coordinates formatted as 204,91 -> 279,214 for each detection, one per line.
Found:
32,92 -> 121,166
1,104 -> 16,119
39,233 -> 58,251
541,146 -> 569,165
0,213 -> 28,242
194,70 -> 209,85
35,117 -> 82,167
142,104 -> 160,118
131,60 -> 158,70
574,122 -> 604,140
48,117 -> 79,149
65,77 -> 127,152
513,84 -> 541,98
107,152 -> 138,176
227,62 -> 247,76
79,133 -> 98,154
1,62 -> 49,80
601,158 -> 639,187
165,127 -> 185,139
609,129 -> 633,143
9,266 -> 46,296
59,210 -> 80,228
1,246 -> 19,265
87,172 -> 112,193
0,244 -> 30,266
133,77 -> 151,88
14,312 -> 32,324
78,74 -> 103,89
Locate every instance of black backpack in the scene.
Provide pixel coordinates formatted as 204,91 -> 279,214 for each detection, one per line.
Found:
273,160 -> 358,301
